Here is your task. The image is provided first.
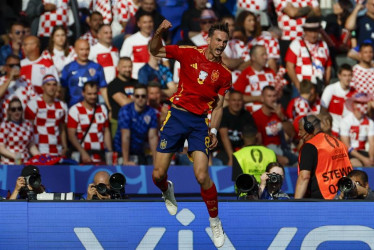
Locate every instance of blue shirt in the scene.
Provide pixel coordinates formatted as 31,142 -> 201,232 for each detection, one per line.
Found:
61,60 -> 107,107
0,44 -> 24,66
114,103 -> 158,154
138,63 -> 173,88
260,188 -> 290,200
355,15 -> 374,47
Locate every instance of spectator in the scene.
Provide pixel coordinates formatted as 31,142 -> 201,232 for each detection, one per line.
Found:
190,9 -> 218,49
231,125 -> 277,183
86,171 -> 111,200
0,98 -> 39,164
295,115 -> 352,199
25,75 -> 68,156
234,45 -> 278,114
180,0 -> 210,39
0,22 -> 25,66
80,11 -> 103,47
147,81 -> 169,126
336,170 -> 374,200
92,0 -> 116,25
20,35 -> 59,95
9,165 -> 45,200
67,81 -> 112,164
321,64 -> 357,136
340,93 -> 374,167
286,79 -> 318,120
61,39 -> 108,107
0,55 -> 36,122
114,84 -> 158,165
107,57 -> 137,137
216,90 -> 256,166
120,12 -> 155,79
42,25 -> 76,76
89,24 -> 119,84
236,1 -> 269,27
235,11 -> 261,44
351,42 -> 374,95
345,0 -> 374,60
285,17 -> 332,91
252,85 -> 296,166
138,51 -> 177,98
114,0 -> 140,34
258,162 -> 290,200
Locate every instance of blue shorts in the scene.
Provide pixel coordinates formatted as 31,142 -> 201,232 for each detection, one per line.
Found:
157,107 -> 210,157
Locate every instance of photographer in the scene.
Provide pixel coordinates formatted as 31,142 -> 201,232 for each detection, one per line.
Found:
336,170 -> 374,200
259,162 -> 290,200
86,171 -> 126,200
9,165 -> 45,200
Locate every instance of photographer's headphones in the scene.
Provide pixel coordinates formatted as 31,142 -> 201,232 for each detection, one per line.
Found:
303,116 -> 320,134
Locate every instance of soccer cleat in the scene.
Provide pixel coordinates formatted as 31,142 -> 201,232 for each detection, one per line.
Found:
209,217 -> 225,248
162,180 -> 178,215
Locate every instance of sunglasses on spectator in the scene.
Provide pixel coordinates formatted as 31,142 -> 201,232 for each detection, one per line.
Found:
134,94 -> 147,99
6,63 -> 20,68
200,20 -> 215,25
14,30 -> 26,35
10,107 -> 23,112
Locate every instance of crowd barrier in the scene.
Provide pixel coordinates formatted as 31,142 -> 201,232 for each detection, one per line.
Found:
1,201 -> 374,249
1,165 -> 374,195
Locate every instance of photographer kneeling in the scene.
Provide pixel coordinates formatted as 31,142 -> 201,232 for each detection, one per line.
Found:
86,171 -> 126,200
9,165 -> 45,200
258,162 -> 290,200
336,170 -> 374,200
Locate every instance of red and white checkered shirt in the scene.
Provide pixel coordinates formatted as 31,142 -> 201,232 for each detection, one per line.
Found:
80,31 -> 98,47
42,46 -> 76,76
89,43 -> 119,83
116,0 -> 138,24
340,112 -> 374,150
224,39 -> 249,60
0,120 -> 34,164
190,32 -> 209,49
321,81 -> 357,135
37,0 -> 70,37
286,96 -> 311,119
248,31 -> 280,60
0,76 -> 36,122
274,0 -> 319,41
237,0 -> 267,11
352,64 -> 374,94
67,102 -> 109,160
285,38 -> 331,84
120,31 -> 152,79
24,96 -> 68,155
234,66 -> 277,113
20,56 -> 59,95
93,0 -> 113,24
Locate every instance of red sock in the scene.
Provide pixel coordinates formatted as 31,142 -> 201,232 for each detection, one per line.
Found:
152,174 -> 168,192
201,183 -> 218,218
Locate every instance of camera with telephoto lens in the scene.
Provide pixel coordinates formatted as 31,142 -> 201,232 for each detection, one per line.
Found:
23,173 -> 42,200
235,174 -> 259,200
266,173 -> 283,195
338,176 -> 356,198
94,173 -> 126,199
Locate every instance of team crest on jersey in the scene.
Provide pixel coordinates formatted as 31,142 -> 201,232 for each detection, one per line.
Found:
89,68 -> 96,77
160,139 -> 167,149
197,70 -> 208,84
211,70 -> 219,82
40,67 -> 46,75
144,115 -> 151,125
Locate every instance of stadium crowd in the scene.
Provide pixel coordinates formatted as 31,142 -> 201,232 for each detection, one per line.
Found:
0,0 -> 373,170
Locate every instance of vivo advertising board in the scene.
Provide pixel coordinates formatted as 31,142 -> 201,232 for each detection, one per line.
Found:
1,201 -> 374,249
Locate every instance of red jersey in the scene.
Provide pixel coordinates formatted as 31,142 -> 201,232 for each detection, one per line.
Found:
252,108 -> 283,146
165,45 -> 232,115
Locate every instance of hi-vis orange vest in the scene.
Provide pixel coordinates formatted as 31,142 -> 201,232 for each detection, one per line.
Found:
299,133 -> 353,199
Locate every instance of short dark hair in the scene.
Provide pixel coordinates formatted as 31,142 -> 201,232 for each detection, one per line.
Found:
91,11 -> 103,18
208,23 -> 229,37
242,125 -> 258,138
338,63 -> 352,74
97,24 -> 111,33
266,162 -> 285,173
8,21 -> 24,33
347,170 -> 368,184
134,83 -> 148,92
83,81 -> 98,91
119,56 -> 132,63
299,79 -> 315,94
229,89 -> 242,96
262,85 -> 276,94
5,54 -> 20,63
147,81 -> 162,89
136,11 -> 153,23
250,44 -> 265,58
360,42 -> 373,52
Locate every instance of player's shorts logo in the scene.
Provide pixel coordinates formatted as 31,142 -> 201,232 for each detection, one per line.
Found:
160,139 -> 167,150
211,70 -> 219,82
198,71 -> 208,85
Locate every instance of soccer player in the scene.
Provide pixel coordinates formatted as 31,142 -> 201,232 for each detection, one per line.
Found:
150,19 -> 231,248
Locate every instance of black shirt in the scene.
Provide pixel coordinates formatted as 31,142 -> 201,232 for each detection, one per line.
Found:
107,77 -> 137,120
299,142 -> 322,198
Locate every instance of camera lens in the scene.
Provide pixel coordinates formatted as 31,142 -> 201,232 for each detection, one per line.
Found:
110,173 -> 126,190
28,174 -> 41,189
95,183 -> 108,195
338,177 -> 355,193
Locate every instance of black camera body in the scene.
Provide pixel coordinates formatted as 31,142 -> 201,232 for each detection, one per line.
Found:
24,173 -> 42,189
338,176 -> 356,199
266,173 -> 283,195
94,173 -> 126,199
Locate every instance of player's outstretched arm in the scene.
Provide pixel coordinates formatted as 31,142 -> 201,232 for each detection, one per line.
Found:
149,19 -> 172,58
